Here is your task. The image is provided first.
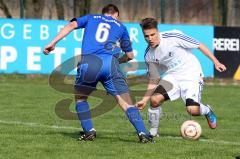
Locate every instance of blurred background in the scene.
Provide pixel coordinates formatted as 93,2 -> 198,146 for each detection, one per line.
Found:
0,2 -> 240,158
0,0 -> 240,79
0,0 -> 240,26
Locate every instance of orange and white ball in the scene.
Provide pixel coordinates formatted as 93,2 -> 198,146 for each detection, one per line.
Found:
180,120 -> 202,140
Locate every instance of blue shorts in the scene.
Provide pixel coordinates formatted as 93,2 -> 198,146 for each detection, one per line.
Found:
74,54 -> 129,96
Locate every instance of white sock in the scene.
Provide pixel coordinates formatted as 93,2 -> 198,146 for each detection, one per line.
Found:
200,103 -> 210,115
148,106 -> 162,136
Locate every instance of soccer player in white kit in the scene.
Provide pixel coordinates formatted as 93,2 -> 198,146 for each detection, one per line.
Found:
136,18 -> 227,137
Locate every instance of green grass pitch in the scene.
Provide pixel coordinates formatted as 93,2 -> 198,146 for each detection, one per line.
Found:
0,75 -> 239,159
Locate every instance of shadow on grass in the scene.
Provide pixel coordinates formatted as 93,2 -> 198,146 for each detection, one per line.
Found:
158,132 -> 209,141
58,130 -> 138,143
55,130 -> 209,143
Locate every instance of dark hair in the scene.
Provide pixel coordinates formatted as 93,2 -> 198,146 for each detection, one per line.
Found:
102,4 -> 119,15
140,18 -> 158,30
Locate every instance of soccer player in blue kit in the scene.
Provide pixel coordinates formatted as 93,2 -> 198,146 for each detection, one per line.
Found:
43,4 -> 153,143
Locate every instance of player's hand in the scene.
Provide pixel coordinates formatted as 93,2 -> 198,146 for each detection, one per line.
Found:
136,100 -> 147,110
43,43 -> 55,55
215,62 -> 226,72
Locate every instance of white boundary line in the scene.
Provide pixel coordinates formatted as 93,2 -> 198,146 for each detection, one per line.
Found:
0,119 -> 79,130
164,135 -> 240,146
1,119 -> 240,146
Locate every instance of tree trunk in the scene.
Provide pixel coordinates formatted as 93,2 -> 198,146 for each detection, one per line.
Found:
213,0 -> 222,26
165,0 -> 180,23
227,0 -> 240,26
25,0 -> 45,19
74,0 -> 90,17
0,0 -> 12,18
55,0 -> 64,19
174,0 -> 180,23
234,0 -> 240,26
221,0 -> 228,26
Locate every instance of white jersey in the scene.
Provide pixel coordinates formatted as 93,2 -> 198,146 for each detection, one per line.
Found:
145,30 -> 203,81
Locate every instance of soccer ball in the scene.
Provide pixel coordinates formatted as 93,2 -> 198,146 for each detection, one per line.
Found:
180,120 -> 202,140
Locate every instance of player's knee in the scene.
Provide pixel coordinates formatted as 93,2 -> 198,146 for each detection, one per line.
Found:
186,98 -> 200,116
186,106 -> 200,116
150,95 -> 164,107
75,94 -> 88,102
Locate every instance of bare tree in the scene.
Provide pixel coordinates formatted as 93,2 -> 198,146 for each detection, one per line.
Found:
165,0 -> 180,23
213,0 -> 222,26
0,0 -> 12,18
55,0 -> 64,19
220,0 -> 228,26
173,0 -> 180,23
74,0 -> 90,17
233,0 -> 240,26
63,0 -> 74,20
46,1 -> 54,19
25,0 -> 45,19
227,0 -> 240,26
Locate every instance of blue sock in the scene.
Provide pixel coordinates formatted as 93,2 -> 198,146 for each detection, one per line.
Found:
126,107 -> 147,134
75,101 -> 93,132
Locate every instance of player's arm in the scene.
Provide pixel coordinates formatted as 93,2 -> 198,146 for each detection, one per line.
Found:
169,31 -> 226,72
43,21 -> 78,55
118,26 -> 134,63
198,43 -> 226,72
136,62 -> 160,110
118,51 -> 134,64
136,78 -> 160,110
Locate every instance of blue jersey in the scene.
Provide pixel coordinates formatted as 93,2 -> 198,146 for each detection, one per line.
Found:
71,14 -> 132,56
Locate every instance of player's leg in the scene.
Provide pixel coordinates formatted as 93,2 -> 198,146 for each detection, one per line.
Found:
102,70 -> 153,142
101,55 -> 154,142
148,75 -> 180,136
148,95 -> 163,137
183,79 -> 204,116
115,92 -> 147,133
186,100 -> 217,129
186,99 -> 211,116
197,80 -> 217,128
75,93 -> 96,141
183,80 -> 217,129
201,104 -> 217,129
185,99 -> 200,116
114,92 -> 154,143
148,86 -> 167,136
74,54 -> 101,140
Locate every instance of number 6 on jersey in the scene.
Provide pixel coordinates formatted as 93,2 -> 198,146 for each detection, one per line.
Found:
95,23 -> 111,42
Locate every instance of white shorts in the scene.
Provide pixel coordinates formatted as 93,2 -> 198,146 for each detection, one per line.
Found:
160,74 -> 204,104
